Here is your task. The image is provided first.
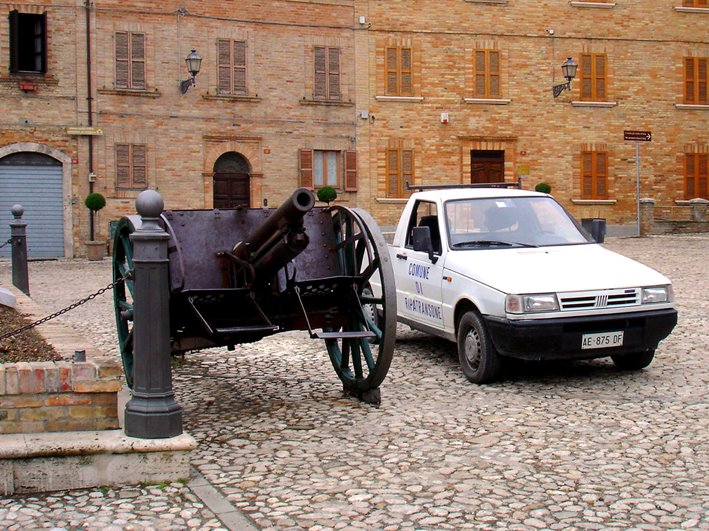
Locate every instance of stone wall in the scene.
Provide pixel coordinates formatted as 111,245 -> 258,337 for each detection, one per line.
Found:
639,198 -> 709,235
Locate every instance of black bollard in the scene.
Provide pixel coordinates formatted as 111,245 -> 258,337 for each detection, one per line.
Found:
10,204 -> 29,296
124,190 -> 183,439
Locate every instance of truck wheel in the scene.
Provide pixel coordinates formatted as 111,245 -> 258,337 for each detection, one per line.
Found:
457,311 -> 501,384
611,349 -> 655,370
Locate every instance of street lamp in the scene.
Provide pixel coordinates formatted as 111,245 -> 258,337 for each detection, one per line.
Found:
180,49 -> 202,94
553,57 -> 578,98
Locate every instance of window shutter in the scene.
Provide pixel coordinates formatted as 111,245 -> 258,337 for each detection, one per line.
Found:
345,150 -> 357,191
132,145 -> 147,187
115,32 -> 130,88
131,33 -> 146,89
387,149 -> 399,197
328,47 -> 340,100
400,48 -> 412,96
314,46 -> 327,99
9,11 -> 19,73
116,144 -> 131,188
699,154 -> 708,198
474,51 -> 485,97
386,48 -> 398,95
402,150 -> 413,192
489,51 -> 500,97
685,58 -> 695,103
699,58 -> 707,104
234,41 -> 247,94
596,152 -> 607,198
685,154 -> 696,198
581,151 -> 593,198
299,149 -> 314,189
217,40 -> 232,94
37,13 -> 47,73
595,54 -> 606,100
581,54 -> 592,99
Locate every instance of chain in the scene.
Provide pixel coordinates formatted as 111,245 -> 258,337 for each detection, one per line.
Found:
0,271 -> 131,342
0,238 -> 11,250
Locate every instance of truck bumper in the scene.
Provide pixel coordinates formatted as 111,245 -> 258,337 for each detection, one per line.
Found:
484,308 -> 678,361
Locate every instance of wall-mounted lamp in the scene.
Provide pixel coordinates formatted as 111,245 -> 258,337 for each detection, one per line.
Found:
552,57 -> 578,98
180,49 -> 202,94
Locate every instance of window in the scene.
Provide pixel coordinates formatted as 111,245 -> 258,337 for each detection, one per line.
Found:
386,46 -> 412,96
115,32 -> 145,89
581,151 -> 608,199
9,11 -> 46,73
473,50 -> 500,98
580,53 -> 607,101
218,39 -> 247,95
684,57 -> 708,104
299,149 -> 357,191
314,46 -> 341,100
685,153 -> 708,199
683,0 -> 707,6
386,148 -> 414,197
116,144 -> 147,189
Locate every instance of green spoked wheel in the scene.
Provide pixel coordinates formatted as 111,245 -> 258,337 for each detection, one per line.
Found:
324,206 -> 396,392
112,215 -> 140,389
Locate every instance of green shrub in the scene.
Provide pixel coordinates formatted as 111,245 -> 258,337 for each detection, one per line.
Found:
534,182 -> 552,194
317,186 -> 337,204
84,192 -> 106,212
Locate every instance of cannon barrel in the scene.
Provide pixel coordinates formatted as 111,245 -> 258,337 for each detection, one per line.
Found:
232,188 -> 315,282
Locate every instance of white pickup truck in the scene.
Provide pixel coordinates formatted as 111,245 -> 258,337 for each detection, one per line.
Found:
380,186 -> 677,383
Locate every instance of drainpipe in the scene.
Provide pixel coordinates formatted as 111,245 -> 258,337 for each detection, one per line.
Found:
85,0 -> 95,241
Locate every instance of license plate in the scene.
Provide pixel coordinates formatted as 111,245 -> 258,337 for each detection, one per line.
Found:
581,331 -> 624,350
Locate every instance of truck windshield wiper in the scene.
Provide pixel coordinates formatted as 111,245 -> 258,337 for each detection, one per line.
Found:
452,240 -> 538,248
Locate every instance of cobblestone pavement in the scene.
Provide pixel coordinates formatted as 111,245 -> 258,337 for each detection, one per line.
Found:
0,234 -> 707,530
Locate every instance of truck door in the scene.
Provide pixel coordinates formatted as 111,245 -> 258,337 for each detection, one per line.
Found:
393,200 -> 446,329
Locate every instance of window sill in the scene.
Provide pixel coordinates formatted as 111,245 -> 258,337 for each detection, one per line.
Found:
571,100 -> 618,108
98,88 -> 161,98
300,98 -> 354,107
375,96 -> 424,103
203,93 -> 262,103
0,74 -> 58,86
673,6 -> 709,13
463,98 -> 511,105
570,1 -> 616,8
674,103 -> 709,110
464,0 -> 508,4
376,197 -> 409,204
572,199 -> 617,205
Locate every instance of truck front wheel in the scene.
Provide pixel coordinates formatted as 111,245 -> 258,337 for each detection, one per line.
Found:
611,349 -> 655,370
457,311 -> 502,384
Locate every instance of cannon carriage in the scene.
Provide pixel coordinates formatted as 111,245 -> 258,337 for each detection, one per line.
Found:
112,188 -> 395,400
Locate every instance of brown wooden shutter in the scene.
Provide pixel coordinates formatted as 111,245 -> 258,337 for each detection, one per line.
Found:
132,145 -> 147,187
314,46 -> 327,99
115,32 -> 130,88
685,154 -> 696,198
402,150 -> 413,193
400,48 -> 412,96
581,151 -> 593,198
386,149 -> 399,197
234,41 -> 247,94
217,39 -> 232,94
9,11 -> 19,73
474,51 -> 485,97
596,152 -> 607,198
328,47 -> 340,100
595,54 -> 606,100
698,153 -> 708,197
130,33 -> 146,89
37,13 -> 47,73
299,149 -> 314,189
386,48 -> 398,95
581,54 -> 592,100
489,51 -> 500,97
685,58 -> 695,103
116,144 -> 131,188
699,58 -> 707,104
344,150 -> 357,191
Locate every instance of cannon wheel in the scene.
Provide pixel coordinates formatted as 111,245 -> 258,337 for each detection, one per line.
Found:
112,215 -> 141,389
324,206 -> 396,393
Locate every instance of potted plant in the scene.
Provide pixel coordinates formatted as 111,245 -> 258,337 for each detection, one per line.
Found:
84,192 -> 106,261
535,182 -> 552,194
316,186 -> 338,206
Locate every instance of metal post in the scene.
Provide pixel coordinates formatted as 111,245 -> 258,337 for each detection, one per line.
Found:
10,204 -> 29,296
636,142 -> 641,237
124,190 -> 182,439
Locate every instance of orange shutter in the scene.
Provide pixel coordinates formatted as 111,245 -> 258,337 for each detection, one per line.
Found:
116,144 -> 130,188
474,51 -> 485,97
685,154 -> 696,198
328,47 -> 340,100
595,54 -> 606,100
685,58 -> 696,103
595,152 -> 608,198
130,33 -> 146,89
115,32 -> 129,88
699,58 -> 707,104
386,149 -> 399,197
314,47 -> 327,99
489,51 -> 500,97
345,151 -> 357,191
400,48 -> 412,96
581,151 -> 593,198
402,150 -> 413,193
217,39 -> 231,94
386,48 -> 398,95
132,145 -> 147,187
699,154 -> 708,198
299,149 -> 314,190
581,54 -> 592,100
234,41 -> 247,94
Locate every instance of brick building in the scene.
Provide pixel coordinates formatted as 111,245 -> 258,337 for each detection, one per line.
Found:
0,0 -> 707,257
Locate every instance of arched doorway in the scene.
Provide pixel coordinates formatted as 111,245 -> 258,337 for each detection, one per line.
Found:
213,152 -> 251,209
0,152 -> 64,258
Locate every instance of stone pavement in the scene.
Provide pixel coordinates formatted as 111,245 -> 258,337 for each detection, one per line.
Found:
0,234 -> 707,530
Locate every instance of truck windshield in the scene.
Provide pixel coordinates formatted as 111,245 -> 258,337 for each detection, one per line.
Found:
445,196 -> 592,249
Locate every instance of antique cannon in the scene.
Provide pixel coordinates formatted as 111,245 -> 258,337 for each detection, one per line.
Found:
112,188 -> 395,400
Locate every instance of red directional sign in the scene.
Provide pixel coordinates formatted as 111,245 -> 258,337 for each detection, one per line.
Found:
624,130 -> 652,142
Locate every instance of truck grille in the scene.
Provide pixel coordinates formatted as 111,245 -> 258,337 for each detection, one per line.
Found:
559,288 -> 640,311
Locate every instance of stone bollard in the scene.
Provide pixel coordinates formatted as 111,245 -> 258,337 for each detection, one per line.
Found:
123,190 -> 183,439
689,198 -> 708,223
639,198 -> 655,236
10,204 -> 29,296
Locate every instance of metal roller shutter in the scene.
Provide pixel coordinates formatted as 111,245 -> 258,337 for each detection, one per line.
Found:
0,164 -> 64,258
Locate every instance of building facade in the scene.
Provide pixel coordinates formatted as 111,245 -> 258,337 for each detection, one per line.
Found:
0,0 -> 707,257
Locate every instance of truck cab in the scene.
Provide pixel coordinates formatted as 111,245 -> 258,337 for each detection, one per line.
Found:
386,187 -> 677,383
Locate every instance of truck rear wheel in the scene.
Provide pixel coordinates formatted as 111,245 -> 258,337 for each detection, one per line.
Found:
611,349 -> 655,370
457,311 -> 502,384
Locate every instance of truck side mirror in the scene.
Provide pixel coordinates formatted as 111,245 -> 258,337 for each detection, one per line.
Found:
411,226 -> 438,264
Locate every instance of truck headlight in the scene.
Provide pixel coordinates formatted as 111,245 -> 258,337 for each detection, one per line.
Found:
641,285 -> 673,304
506,294 -> 559,314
